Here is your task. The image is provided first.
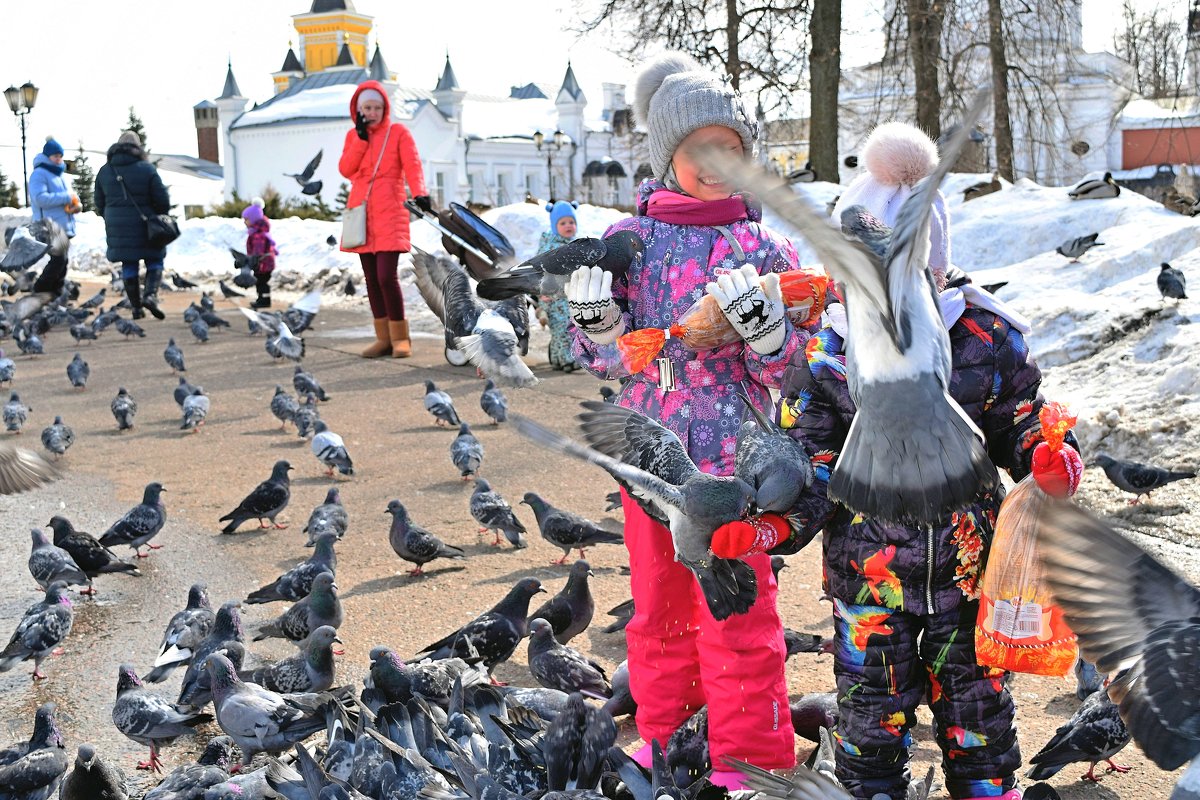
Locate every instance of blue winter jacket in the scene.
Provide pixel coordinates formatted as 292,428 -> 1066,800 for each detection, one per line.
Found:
29,154 -> 75,237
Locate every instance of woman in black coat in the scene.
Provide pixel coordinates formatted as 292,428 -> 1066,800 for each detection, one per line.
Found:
94,130 -> 171,319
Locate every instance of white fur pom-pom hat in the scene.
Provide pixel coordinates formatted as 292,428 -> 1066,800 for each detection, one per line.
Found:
834,122 -> 951,273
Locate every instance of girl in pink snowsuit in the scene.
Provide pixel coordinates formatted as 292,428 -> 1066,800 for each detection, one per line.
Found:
569,52 -> 807,786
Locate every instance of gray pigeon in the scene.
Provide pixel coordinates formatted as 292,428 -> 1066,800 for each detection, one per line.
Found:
65,353 -> 89,390
1093,453 -> 1195,503
173,377 -> 196,408
267,320 -> 305,363
454,308 -> 538,389
292,366 -> 329,401
4,390 -> 29,432
114,317 -> 146,338
602,660 -> 636,717
480,380 -> 508,424
521,491 -> 624,565
218,280 -> 244,300
790,692 -> 839,743
270,385 -> 300,430
469,478 -> 527,548
733,384 -> 813,513
1158,262 -> 1187,301
0,582 -> 74,680
528,559 -> 594,645
700,96 -> 999,525
541,691 -> 616,791
171,601 -> 245,704
163,339 -> 186,373
0,225 -> 50,270
199,292 -> 215,312
140,736 -> 234,800
0,703 -> 68,799
0,441 -> 59,494
99,482 -> 167,557
367,647 -> 487,708
386,499 -> 466,576
15,323 -> 43,356
527,618 -> 611,698
1027,691 -> 1131,782
59,743 -> 129,800
112,663 -> 212,772
47,515 -> 139,593
285,150 -> 323,195
0,348 -> 13,385
246,532 -> 338,604
724,758 -> 851,800
1055,233 -> 1103,261
219,460 -> 292,533
304,488 -> 349,545
311,420 -> 353,476
40,415 -> 74,458
199,309 -> 230,330
247,625 -> 340,693
68,323 -> 97,344
111,387 -> 137,431
414,577 -> 546,673
145,583 -> 214,683
1076,658 -> 1104,700
293,394 -> 320,439
27,528 -> 89,590
252,571 -> 342,643
423,380 -> 461,427
450,422 -> 483,480
181,387 -> 210,432
190,317 -> 209,344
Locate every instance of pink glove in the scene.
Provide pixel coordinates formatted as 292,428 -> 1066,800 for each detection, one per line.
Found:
711,514 -> 789,559
1031,442 -> 1083,498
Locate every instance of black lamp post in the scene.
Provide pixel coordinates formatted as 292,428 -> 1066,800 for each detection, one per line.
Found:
533,128 -> 565,201
4,81 -> 39,207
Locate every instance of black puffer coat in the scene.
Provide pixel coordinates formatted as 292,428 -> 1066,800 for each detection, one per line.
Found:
94,142 -> 172,263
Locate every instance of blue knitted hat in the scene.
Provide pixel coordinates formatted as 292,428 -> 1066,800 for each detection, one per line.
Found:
547,201 -> 577,231
42,137 -> 64,157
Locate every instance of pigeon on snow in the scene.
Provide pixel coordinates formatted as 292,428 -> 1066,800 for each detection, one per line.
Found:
65,352 -> 89,389
0,582 -> 74,681
521,490 -> 624,565
469,478 -> 527,548
47,515 -> 139,592
304,487 -> 349,545
0,703 -> 68,797
112,663 -> 212,772
528,559 -> 594,645
219,460 -> 292,533
386,499 -> 466,576
58,743 -> 129,800
111,386 -> 137,431
1027,691 -> 1132,782
451,422 -> 484,480
527,618 -> 611,698
27,528 -> 89,590
246,532 -> 337,604
480,379 -> 508,424
4,390 -> 29,432
252,571 -> 342,643
99,481 -> 167,557
163,338 -> 186,373
423,380 -> 461,427
1056,233 -> 1104,261
1092,453 -> 1195,503
311,419 -> 353,476
40,415 -> 74,458
413,577 -> 546,673
1158,262 -> 1187,301
144,583 -> 214,683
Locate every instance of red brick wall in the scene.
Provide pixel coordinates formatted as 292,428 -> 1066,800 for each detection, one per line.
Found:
197,127 -> 219,165
1122,127 -> 1200,169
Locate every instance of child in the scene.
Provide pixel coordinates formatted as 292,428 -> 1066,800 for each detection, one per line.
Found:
242,200 -> 277,309
711,122 -> 1083,800
537,201 -> 580,371
568,52 -> 805,787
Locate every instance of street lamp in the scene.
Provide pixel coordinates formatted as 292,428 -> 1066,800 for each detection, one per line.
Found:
5,80 -> 39,207
534,128 -> 566,201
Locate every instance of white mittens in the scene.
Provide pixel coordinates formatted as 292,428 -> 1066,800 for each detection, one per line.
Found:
566,266 -> 625,345
706,265 -> 786,355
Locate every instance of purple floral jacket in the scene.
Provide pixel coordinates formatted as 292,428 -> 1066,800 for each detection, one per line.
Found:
572,180 -> 805,477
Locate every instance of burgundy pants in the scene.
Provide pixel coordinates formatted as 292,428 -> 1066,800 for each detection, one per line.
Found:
359,252 -> 405,321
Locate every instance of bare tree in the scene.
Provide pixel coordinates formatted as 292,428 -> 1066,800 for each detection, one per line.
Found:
809,0 -> 842,182
905,0 -> 946,137
1114,0 -> 1187,99
986,0 -> 1015,179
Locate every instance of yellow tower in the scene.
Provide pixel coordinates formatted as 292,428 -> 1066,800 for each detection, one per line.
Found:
292,0 -> 373,74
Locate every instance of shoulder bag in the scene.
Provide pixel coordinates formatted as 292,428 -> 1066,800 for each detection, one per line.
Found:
115,169 -> 180,248
341,126 -> 391,249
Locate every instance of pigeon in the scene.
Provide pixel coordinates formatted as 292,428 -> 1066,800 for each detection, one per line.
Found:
304,487 -> 349,545
92,307 -> 118,333
478,380 -> 508,425
252,571 -> 342,643
602,660 -> 636,717
521,491 -> 624,565
190,317 -> 209,344
424,380 -> 461,427
541,691 -> 616,791
27,528 -> 89,590
59,744 -> 129,800
527,618 -> 611,698
171,272 -> 199,289
386,499 -> 466,576
230,249 -> 260,280
1069,171 -> 1120,199
292,366 -> 329,401
39,415 -> 74,458
602,598 -> 635,634
99,481 -> 168,557
269,385 -> 299,430
280,290 -> 322,335
1075,658 -> 1105,700
47,516 -> 139,593
724,758 -> 851,800
200,309 -> 230,330
1027,691 -> 1132,782
199,292 -> 215,313
0,582 -> 74,680
246,532 -> 338,604
342,275 -> 355,296
4,390 -> 29,432
474,230 -> 645,301
293,394 -> 320,439
1092,453 -> 1195,503
247,625 -> 340,694
205,652 -> 332,769
62,353 -> 90,392
173,377 -> 196,408
414,577 -> 546,673
981,281 -> 1008,294
218,280 -> 244,300
163,339 -> 186,373
68,323 -> 97,344
700,96 -> 999,526
785,629 -> 833,657
112,663 -> 213,772
170,600 -> 245,703
268,320 -> 305,363
528,560 -> 594,645
144,583 -> 214,683
111,387 -> 137,431
140,736 -> 234,800
1056,233 -> 1103,261
14,323 -> 43,356
181,387 -> 210,433
0,225 -> 50,270
451,422 -> 484,480
0,441 -> 60,495
183,303 -> 201,324
286,150 -> 324,196
327,234 -> 339,247
469,478 -> 527,548
786,162 -> 818,183
114,316 -> 146,338
455,309 -> 538,388
367,647 -> 488,710
1158,262 -> 1187,301
0,703 -> 68,798
0,348 -> 13,385
790,692 -> 840,743
311,420 -> 354,477
734,384 -> 813,514
962,172 -> 1002,202
598,386 -> 617,403
219,460 -> 293,533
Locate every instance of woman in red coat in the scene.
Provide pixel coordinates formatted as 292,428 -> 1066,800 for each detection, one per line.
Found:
339,80 -> 431,358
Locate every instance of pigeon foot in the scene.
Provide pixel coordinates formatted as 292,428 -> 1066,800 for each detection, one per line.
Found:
1104,760 -> 1131,774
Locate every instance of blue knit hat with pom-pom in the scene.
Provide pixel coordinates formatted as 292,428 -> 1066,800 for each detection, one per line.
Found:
547,201 -> 578,231
42,137 -> 64,157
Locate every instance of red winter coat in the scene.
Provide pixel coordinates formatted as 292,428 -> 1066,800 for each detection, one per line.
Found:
338,81 -> 427,254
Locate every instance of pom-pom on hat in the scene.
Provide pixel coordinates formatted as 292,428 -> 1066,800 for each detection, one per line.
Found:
547,200 -> 578,231
242,203 -> 265,224
633,52 -> 757,182
833,121 -> 951,273
42,137 -> 64,157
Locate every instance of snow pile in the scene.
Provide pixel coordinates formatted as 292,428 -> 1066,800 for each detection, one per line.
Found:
480,202 -> 629,261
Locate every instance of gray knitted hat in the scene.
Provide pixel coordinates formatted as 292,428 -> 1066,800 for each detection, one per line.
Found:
633,52 -> 757,182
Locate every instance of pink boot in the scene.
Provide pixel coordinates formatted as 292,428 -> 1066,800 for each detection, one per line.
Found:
708,771 -> 749,791
959,791 -> 1022,800
631,743 -> 653,769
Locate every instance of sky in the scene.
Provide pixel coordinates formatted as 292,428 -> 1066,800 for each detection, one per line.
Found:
0,0 -> 1170,195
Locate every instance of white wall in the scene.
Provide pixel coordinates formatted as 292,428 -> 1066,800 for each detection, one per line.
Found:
229,120 -> 354,204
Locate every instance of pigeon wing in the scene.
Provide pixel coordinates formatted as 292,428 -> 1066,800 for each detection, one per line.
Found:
0,442 -> 59,495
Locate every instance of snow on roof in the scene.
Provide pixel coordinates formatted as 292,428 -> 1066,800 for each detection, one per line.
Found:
460,95 -> 561,141
233,84 -> 357,128
1120,97 -> 1200,124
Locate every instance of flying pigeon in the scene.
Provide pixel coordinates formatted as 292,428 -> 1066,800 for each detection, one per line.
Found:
280,289 -> 322,334
963,172 -> 1002,202
733,384 -> 813,514
311,420 -> 353,476
268,319 -> 305,362
4,390 -> 29,432
47,516 -> 138,593
424,380 -> 461,427
69,323 -> 97,344
1093,453 -> 1195,503
700,95 -> 999,526
1069,172 -> 1120,199
527,618 -> 611,698
99,481 -> 167,557
0,582 -> 74,680
469,478 -> 527,548
218,280 -> 244,300
541,691 -> 617,791
455,309 -> 538,389
58,743 -> 129,800
0,703 -> 68,797
474,230 -> 645,301
413,577 -> 546,673
521,491 -> 625,565
219,460 -> 292,533
480,379 -> 507,424
28,528 -> 89,590
180,386 -> 210,432
293,394 -> 320,439
246,532 -> 338,604
1056,233 -> 1103,261
450,422 -> 483,480
229,248 -> 260,279
40,415 -> 74,458
171,272 -> 199,289
63,353 -> 89,391
190,317 -> 209,344
246,625 -> 340,694
252,571 -> 342,643
292,366 -> 329,401
0,348 -> 13,385
304,487 -> 349,545
1158,262 -> 1187,301
0,440 -> 60,493
386,499 -> 466,576
138,735 -> 234,800
111,386 -> 137,431
528,559 -> 594,645
1027,691 -> 1132,782
981,281 -> 1008,294
285,149 -> 324,196
0,225 -> 50,270
163,338 -> 186,373
269,385 -> 299,430
112,663 -> 213,772
174,377 -> 196,408
169,600 -> 244,702
144,583 -> 214,683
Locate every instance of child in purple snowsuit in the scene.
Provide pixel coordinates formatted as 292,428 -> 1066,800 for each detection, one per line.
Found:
243,202 -> 277,309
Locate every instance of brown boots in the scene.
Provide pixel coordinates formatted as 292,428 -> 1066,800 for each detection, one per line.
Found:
362,318 -> 392,358
388,319 -> 411,358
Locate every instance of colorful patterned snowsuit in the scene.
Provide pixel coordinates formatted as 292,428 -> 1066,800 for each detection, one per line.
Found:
535,231 -> 578,370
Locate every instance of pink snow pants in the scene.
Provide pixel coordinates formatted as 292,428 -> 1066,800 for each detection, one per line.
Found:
622,491 -> 796,770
